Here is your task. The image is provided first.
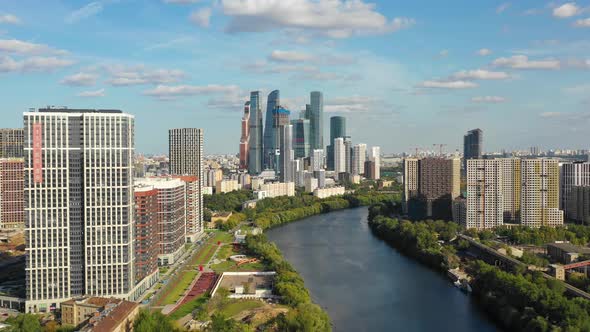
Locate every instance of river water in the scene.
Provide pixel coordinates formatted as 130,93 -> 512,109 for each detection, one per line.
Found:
266,207 -> 499,332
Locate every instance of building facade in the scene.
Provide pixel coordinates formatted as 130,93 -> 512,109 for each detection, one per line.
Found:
521,159 -> 563,227
368,146 -> 380,180
279,124 -> 294,183
334,137 -> 346,174
239,102 -> 250,170
291,118 -> 310,159
327,116 -> 346,170
463,128 -> 483,172
311,149 -> 324,172
0,158 -> 24,229
0,128 -> 24,158
248,91 -> 264,175
560,162 -> 590,220
309,91 -> 324,150
263,90 -> 280,169
465,159 -> 504,229
133,187 -> 159,285
569,186 -> 590,224
352,144 -> 367,176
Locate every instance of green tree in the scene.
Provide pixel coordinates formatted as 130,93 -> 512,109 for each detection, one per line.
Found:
133,310 -> 182,332
5,314 -> 42,332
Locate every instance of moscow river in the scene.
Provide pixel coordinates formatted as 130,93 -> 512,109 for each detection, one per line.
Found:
266,207 -> 499,332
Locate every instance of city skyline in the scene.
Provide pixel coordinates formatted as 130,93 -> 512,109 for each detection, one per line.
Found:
1,1 -> 589,154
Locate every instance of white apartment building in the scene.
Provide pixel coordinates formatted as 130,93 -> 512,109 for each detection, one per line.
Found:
216,179 -> 240,193
259,182 -> 295,198
352,144 -> 367,175
369,146 -> 381,180
334,138 -> 346,174
313,186 -> 345,199
465,159 -> 504,229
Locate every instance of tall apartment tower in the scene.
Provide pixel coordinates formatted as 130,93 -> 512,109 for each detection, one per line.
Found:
0,158 -> 25,229
309,91 -> 324,150
500,158 -> 522,222
248,91 -> 264,175
311,149 -> 325,172
169,128 -> 204,238
521,159 -> 563,227
352,144 -> 367,175
133,187 -> 160,288
560,162 -> 590,219
0,128 -> 24,158
334,137 -> 346,174
24,108 -> 135,313
291,118 -> 310,159
327,116 -> 346,170
344,137 -> 353,174
263,90 -> 280,169
368,146 -> 381,180
465,159 -> 504,229
463,128 -> 483,172
279,124 -> 294,183
239,102 -> 250,170
402,158 -> 419,214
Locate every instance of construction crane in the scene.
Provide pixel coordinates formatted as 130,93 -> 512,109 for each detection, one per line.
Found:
433,144 -> 447,157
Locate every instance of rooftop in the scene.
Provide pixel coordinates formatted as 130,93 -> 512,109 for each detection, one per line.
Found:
547,242 -> 590,254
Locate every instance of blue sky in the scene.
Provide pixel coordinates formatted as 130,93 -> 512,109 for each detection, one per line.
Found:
0,0 -> 589,154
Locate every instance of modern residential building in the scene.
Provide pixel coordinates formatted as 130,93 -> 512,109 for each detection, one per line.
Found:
501,158 -> 522,223
263,90 -> 280,169
216,179 -> 240,193
24,108 -> 137,313
248,91 -> 264,175
133,187 -> 160,288
364,160 -> 375,180
402,158 -> 419,214
309,91 -> 324,150
463,128 -> 483,173
314,169 -> 326,189
291,118 -> 310,159
205,169 -> 223,188
368,146 -> 381,180
239,101 -> 250,170
344,137 -> 353,174
311,149 -> 324,172
172,175 -> 201,242
569,186 -> 590,224
304,177 -> 318,193
313,186 -> 345,199
334,137 -> 346,174
452,197 -> 467,226
0,128 -> 24,158
521,159 -> 563,227
327,116 -> 346,170
352,144 -> 367,176
560,162 -> 590,219
0,158 -> 24,229
258,182 -> 295,198
465,159 -> 504,229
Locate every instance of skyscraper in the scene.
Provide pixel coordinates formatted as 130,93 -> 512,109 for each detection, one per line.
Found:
291,118 -> 310,159
327,116 -> 346,170
24,108 -> 136,313
279,124 -> 294,182
352,144 -> 367,175
248,91 -> 263,175
169,128 -> 204,238
334,137 -> 346,174
0,128 -> 24,158
263,90 -> 280,169
239,102 -> 250,170
0,158 -> 24,229
560,162 -> 590,219
521,159 -> 563,227
134,187 -> 160,287
368,146 -> 381,180
309,91 -> 324,150
311,149 -> 325,171
463,128 -> 483,172
271,106 -> 290,172
344,137 -> 353,174
466,159 -> 504,229
501,158 -> 522,222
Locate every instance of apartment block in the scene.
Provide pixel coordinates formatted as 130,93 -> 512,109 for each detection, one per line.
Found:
0,158 -> 24,229
465,159 -> 503,229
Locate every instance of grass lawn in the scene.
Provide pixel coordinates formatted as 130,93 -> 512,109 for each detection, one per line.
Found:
169,295 -> 208,321
211,260 -> 265,273
160,270 -> 198,305
217,244 -> 237,261
219,300 -> 264,317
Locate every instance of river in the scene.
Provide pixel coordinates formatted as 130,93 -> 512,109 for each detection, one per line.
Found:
266,207 -> 499,332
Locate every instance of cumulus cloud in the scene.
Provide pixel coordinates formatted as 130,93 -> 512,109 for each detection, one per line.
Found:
77,88 -> 105,97
268,50 -> 313,63
452,69 -> 510,80
66,2 -> 104,23
0,39 -> 68,55
220,0 -> 414,38
492,55 -> 560,69
190,8 -> 212,27
104,65 -> 186,86
0,14 -> 21,25
0,56 -> 74,72
60,72 -> 98,86
496,3 -> 511,14
574,17 -> 590,27
477,48 -> 492,56
143,84 -> 240,98
471,96 -> 506,103
553,2 -> 581,18
324,95 -> 382,113
417,80 -> 478,89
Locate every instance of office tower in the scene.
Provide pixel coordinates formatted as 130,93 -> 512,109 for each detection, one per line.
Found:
465,159 -> 504,229
134,187 -> 160,286
304,104 -> 312,120
352,144 -> 367,175
309,91 -> 324,150
521,159 -> 563,227
560,162 -> 590,219
501,158 -> 522,222
263,90 -> 280,169
0,158 -> 24,229
239,102 -> 250,170
292,119 -> 310,159
248,91 -> 263,175
344,137 -> 353,174
368,146 -> 380,180
272,106 -> 291,172
279,124 -> 294,183
327,116 -> 346,170
0,128 -> 24,158
569,186 -> 590,223
168,128 -> 204,237
334,138 -> 346,174
24,108 -> 135,313
463,128 -> 483,172
402,158 -> 419,214
311,149 -> 324,172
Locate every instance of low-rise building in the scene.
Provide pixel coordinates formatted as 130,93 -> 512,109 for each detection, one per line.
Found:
211,272 -> 277,299
61,297 -> 139,331
547,242 -> 590,264
305,177 -> 318,193
313,186 -> 345,199
259,182 -> 295,198
216,179 -> 240,193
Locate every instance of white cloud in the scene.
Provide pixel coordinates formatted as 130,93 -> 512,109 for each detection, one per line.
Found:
496,3 -> 511,14
105,65 -> 186,86
60,72 -> 98,86
220,0 -> 414,38
268,50 -> 313,63
471,96 -> 506,103
492,55 -> 560,69
574,17 -> 590,27
553,2 -> 581,18
452,69 -> 510,80
417,80 -> 478,89
439,49 -> 449,57
477,48 -> 492,56
0,56 -> 74,72
66,2 -> 104,23
0,39 -> 67,55
190,8 -> 212,27
164,0 -> 202,3
539,112 -> 562,118
144,84 -> 241,98
325,95 -> 382,113
77,88 -> 105,97
565,58 -> 590,69
0,14 -> 21,25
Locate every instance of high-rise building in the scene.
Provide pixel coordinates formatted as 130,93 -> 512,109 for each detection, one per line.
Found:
352,144 -> 367,175
279,124 -> 294,183
501,158 -> 522,222
263,90 -> 280,169
334,137 -> 346,174
248,91 -> 263,175
327,116 -> 346,170
368,146 -> 380,180
0,128 -> 24,158
292,119 -> 310,159
133,187 -> 160,287
463,128 -> 483,172
402,158 -> 419,214
272,106 -> 290,172
309,91 -> 324,150
521,159 -> 563,227
0,158 -> 24,229
344,138 -> 353,174
465,159 -> 504,229
239,102 -> 250,170
560,162 -> 590,219
169,128 -> 204,237
364,160 -> 375,180
311,149 -> 324,172
24,108 -> 136,313
569,186 -> 590,224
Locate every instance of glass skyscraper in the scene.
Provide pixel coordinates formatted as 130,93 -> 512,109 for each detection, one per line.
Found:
248,91 -> 263,175
292,118 -> 310,159
309,91 -> 324,150
327,116 -> 346,170
263,90 -> 280,169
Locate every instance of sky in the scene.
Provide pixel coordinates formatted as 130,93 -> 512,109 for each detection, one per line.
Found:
0,0 -> 589,155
